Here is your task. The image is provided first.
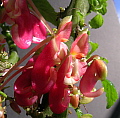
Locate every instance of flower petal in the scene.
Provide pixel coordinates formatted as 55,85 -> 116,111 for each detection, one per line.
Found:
71,31 -> 89,57
79,59 -> 105,97
31,38 -> 58,94
14,69 -> 32,94
49,84 -> 70,114
31,15 -> 47,43
14,91 -> 38,107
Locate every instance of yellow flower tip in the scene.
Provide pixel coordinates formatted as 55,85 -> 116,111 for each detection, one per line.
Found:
61,38 -> 69,42
71,52 -> 85,59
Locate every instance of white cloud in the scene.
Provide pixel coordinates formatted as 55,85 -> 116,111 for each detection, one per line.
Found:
117,12 -> 120,23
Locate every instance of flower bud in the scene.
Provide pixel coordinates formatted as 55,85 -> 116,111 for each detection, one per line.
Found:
58,16 -> 72,31
9,100 -> 21,114
72,86 -> 79,95
80,95 -> 94,104
70,94 -> 79,108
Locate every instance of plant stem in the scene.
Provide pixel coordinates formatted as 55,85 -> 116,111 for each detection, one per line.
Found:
27,0 -> 54,35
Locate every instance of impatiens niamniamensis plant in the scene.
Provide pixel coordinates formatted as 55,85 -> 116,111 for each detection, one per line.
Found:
0,0 -> 118,118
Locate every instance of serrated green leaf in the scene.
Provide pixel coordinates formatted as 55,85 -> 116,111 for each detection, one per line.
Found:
87,41 -> 99,58
32,0 -> 58,26
102,79 -> 119,109
89,14 -> 104,28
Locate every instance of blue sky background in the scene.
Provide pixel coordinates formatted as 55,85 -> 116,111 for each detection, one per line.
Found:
113,0 -> 120,22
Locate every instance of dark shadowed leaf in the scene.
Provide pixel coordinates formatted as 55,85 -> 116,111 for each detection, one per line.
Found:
32,0 -> 58,26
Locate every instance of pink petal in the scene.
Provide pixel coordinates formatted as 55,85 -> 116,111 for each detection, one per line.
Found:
56,22 -> 72,43
49,84 -> 70,114
31,38 -> 58,94
11,23 -> 32,49
31,15 -> 47,43
79,59 -> 104,97
14,91 -> 38,107
49,56 -> 71,114
71,33 -> 89,56
14,69 -> 32,94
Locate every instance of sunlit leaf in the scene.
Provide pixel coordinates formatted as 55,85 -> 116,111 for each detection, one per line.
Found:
89,14 -> 104,28
80,114 -> 93,118
87,41 -> 99,58
88,0 -> 108,15
75,108 -> 83,118
100,57 -> 109,64
102,79 -> 119,109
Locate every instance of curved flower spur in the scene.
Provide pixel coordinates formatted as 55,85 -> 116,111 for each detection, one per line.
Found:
79,55 -> 107,97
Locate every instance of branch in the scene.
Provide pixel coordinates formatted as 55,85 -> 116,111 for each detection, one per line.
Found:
27,0 -> 54,35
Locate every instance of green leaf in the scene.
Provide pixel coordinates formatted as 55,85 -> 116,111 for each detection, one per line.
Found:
75,108 -> 83,118
0,91 -> 7,103
87,41 -> 99,58
102,79 -> 119,109
100,56 -> 109,63
0,61 -> 11,72
32,0 -> 58,26
88,0 -> 108,15
97,2 -> 107,15
8,51 -> 19,65
89,14 -> 104,28
80,114 -> 93,118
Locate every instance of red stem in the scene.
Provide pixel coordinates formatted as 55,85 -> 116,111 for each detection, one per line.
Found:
27,0 -> 54,34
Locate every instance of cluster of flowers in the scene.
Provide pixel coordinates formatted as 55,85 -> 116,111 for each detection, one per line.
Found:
0,0 -> 107,114
14,16 -> 107,114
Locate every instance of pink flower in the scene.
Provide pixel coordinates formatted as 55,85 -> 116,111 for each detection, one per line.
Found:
49,56 -> 71,114
2,0 -> 47,49
14,56 -> 39,107
31,16 -> 72,95
79,57 -> 107,97
14,69 -> 38,107
64,31 -> 89,86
